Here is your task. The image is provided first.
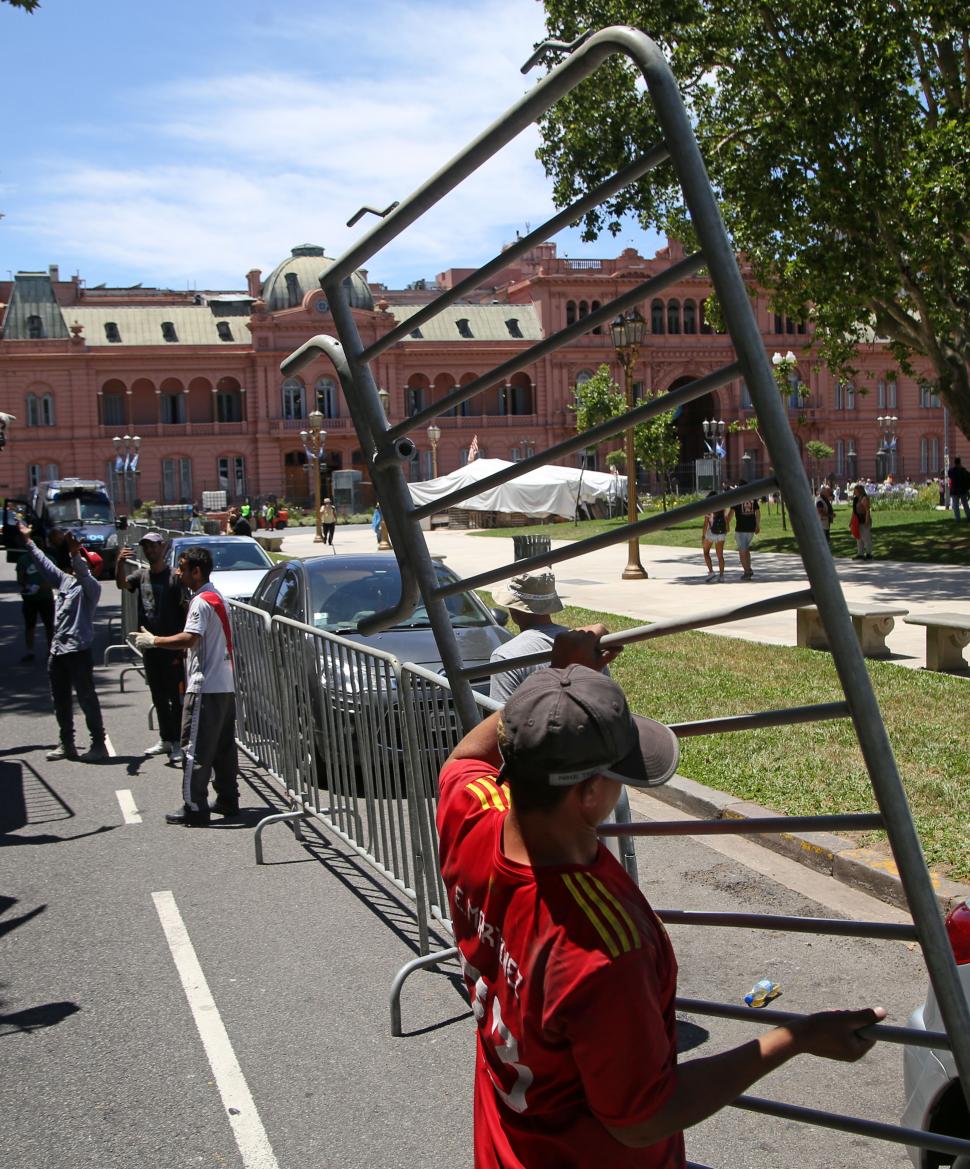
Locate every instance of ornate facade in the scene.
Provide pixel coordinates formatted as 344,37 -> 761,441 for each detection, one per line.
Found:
0,239 -> 961,509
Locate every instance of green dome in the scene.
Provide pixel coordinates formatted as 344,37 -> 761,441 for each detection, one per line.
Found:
261,244 -> 373,312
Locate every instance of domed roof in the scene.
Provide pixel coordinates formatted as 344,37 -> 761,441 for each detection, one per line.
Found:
261,244 -> 374,312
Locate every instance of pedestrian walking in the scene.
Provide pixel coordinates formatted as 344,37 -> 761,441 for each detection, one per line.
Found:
731,482 -> 760,578
372,505 -> 383,547
133,545 -> 239,826
701,491 -> 730,580
437,626 -> 885,1168
319,497 -> 337,545
116,531 -> 186,763
851,484 -> 873,559
18,522 -> 109,762
16,544 -> 55,662
947,456 -> 970,521
816,484 -> 834,544
488,570 -> 572,703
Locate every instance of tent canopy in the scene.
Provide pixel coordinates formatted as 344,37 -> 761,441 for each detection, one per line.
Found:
407,458 -> 623,520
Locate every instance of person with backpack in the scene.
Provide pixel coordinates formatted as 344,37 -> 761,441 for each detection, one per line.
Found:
701,491 -> 731,581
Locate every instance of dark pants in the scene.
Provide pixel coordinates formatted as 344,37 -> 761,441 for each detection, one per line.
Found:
180,692 -> 238,811
48,649 -> 105,750
323,523 -> 336,545
23,593 -> 54,645
142,649 -> 184,743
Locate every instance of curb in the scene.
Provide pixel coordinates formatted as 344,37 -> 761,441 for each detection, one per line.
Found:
639,773 -> 970,915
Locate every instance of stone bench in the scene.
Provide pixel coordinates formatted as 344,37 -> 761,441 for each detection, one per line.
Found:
254,532 -> 284,553
796,603 -> 909,658
903,612 -> 970,672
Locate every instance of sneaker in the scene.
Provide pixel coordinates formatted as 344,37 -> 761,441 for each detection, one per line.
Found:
165,805 -> 211,827
46,744 -> 78,761
209,798 -> 241,817
80,742 -> 110,763
145,739 -> 172,756
741,571 -> 753,579
168,745 -> 184,765
706,572 -> 716,581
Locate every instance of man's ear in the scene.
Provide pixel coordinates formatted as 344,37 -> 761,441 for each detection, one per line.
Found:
573,775 -> 610,824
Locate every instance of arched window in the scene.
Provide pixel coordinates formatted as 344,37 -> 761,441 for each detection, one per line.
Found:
508,374 -> 533,415
406,385 -> 425,416
26,393 -> 38,427
565,300 -> 577,326
578,300 -> 589,319
590,300 -> 602,334
25,392 -> 55,427
682,299 -> 696,334
42,394 -> 55,426
651,299 -> 665,334
285,272 -> 300,308
282,377 -> 305,420
667,300 -> 681,334
575,369 -> 594,388
315,376 -> 340,418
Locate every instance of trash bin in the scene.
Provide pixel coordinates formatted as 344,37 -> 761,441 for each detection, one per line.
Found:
512,534 -> 551,561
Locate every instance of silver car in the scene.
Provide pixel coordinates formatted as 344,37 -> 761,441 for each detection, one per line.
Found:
167,534 -> 274,602
902,897 -> 970,1168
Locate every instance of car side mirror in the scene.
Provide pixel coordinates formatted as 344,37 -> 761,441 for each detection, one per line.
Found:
492,608 -> 509,627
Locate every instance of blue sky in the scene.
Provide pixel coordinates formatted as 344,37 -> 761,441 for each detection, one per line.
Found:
1,0 -> 661,292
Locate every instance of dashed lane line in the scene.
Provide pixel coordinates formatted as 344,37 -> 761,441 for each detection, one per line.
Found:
115,789 -> 141,824
152,891 -> 281,1169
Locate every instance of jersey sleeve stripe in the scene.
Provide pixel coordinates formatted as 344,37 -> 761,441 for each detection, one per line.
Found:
575,872 -> 635,953
465,781 -> 493,813
587,875 -> 641,950
476,776 -> 509,810
562,873 -> 620,958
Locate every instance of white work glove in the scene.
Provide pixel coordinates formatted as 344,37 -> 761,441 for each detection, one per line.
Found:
132,626 -> 157,651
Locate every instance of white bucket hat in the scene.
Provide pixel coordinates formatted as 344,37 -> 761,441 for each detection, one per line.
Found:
492,570 -> 564,615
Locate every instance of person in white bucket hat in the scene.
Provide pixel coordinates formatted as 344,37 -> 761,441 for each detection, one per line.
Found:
488,570 -> 570,703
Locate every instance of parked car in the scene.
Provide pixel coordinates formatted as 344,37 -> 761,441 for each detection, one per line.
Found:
902,897 -> 970,1168
166,534 -> 274,602
249,553 -> 512,767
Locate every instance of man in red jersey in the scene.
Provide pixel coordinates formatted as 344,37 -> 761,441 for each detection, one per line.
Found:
437,626 -> 885,1168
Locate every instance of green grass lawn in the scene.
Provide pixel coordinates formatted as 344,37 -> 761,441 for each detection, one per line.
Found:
480,596 -> 970,882
474,505 -> 970,566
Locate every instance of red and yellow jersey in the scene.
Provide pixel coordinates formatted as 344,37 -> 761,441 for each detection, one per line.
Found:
437,757 -> 684,1169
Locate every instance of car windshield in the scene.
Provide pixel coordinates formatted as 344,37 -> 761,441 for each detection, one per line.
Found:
47,495 -> 112,525
175,541 -> 271,570
307,560 -> 490,632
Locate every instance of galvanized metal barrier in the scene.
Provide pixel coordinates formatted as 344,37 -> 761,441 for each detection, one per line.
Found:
271,21 -> 968,1162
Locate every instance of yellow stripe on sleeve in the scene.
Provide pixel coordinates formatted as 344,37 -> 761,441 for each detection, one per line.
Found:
465,781 -> 491,813
583,874 -> 641,951
562,873 -> 620,958
476,776 -> 508,811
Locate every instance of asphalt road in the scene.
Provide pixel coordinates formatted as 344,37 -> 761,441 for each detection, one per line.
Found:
0,555 -> 928,1169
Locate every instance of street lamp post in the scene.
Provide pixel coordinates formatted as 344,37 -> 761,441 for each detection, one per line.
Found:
876,414 -> 899,480
112,434 -> 141,513
300,410 -> 326,543
376,387 -> 392,550
702,418 -> 726,488
771,350 -> 801,531
427,423 -> 441,479
610,309 -> 648,580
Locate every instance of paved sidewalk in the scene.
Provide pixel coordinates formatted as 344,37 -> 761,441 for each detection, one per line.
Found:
279,523 -> 970,670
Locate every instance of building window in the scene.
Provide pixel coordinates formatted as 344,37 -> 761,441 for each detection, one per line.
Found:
406,385 -> 425,416
285,272 -> 300,308
105,322 -> 121,343
161,321 -> 178,343
683,299 -> 696,334
774,312 -> 784,334
162,457 -> 192,502
590,300 -> 602,334
216,321 -> 233,342
667,300 -> 681,334
505,318 -> 523,338
103,394 -> 125,426
217,455 -> 246,497
409,327 -> 423,339
919,385 -> 941,408
282,377 -> 305,419
25,392 -> 55,427
845,383 -> 855,411
920,436 -> 940,474
27,462 -> 59,489
456,317 -> 473,338
651,299 -> 665,334
887,379 -> 897,408
215,391 -> 242,423
27,315 -> 44,339
739,381 -> 752,409
315,377 -> 340,418
160,393 -> 186,424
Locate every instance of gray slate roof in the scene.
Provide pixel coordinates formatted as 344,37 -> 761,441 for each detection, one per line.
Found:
2,273 -> 69,340
387,302 -> 542,342
60,306 -> 250,346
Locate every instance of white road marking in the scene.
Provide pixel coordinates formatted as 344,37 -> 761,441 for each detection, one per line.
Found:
152,891 -> 280,1169
104,734 -> 117,757
115,789 -> 141,824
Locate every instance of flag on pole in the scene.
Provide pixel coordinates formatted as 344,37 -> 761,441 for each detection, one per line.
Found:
468,434 -> 480,461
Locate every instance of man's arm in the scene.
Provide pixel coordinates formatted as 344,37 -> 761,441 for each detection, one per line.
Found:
136,629 -> 199,652
606,1007 -> 884,1148
17,524 -> 66,588
115,545 -> 139,591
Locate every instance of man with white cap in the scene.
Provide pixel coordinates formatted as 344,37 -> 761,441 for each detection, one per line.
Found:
488,570 -> 571,703
438,626 -> 885,1168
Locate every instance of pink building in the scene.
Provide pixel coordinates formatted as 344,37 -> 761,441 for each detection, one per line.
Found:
0,240 -> 961,510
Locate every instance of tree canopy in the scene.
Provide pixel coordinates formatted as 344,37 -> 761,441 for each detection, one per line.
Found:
536,1 -> 970,438
2,1 -> 42,10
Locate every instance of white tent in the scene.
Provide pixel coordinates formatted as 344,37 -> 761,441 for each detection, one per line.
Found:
407,458 -> 624,520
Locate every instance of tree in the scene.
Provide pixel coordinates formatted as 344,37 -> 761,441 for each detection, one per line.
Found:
633,389 -> 680,510
536,2 -> 970,438
805,440 -> 835,488
2,1 -> 42,10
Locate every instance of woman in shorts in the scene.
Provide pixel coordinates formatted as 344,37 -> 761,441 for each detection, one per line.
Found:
702,491 -> 731,580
